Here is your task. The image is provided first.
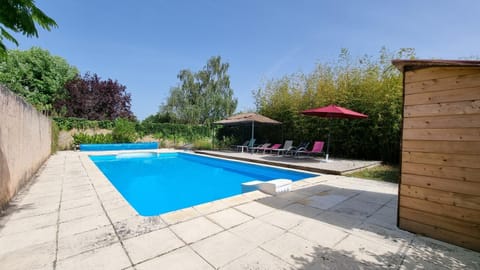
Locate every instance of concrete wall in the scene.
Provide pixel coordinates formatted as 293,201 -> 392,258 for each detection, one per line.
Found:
0,85 -> 52,208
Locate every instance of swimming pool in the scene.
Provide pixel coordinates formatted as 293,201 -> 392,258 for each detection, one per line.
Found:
90,152 -> 317,216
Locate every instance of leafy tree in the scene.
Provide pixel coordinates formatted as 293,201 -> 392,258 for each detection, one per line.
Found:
142,111 -> 176,124
162,56 -> 237,125
0,0 -> 57,57
0,47 -> 78,112
54,73 -> 135,120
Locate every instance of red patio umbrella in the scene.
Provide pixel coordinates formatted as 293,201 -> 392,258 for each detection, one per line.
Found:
301,105 -> 368,161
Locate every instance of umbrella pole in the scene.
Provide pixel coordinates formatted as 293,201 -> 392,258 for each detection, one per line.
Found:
251,121 -> 255,154
251,121 -> 254,142
321,118 -> 332,163
325,132 -> 330,161
211,126 -> 215,150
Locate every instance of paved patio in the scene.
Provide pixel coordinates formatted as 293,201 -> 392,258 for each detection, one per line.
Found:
0,150 -> 478,269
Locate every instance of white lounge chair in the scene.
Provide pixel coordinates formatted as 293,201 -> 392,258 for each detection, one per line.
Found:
271,140 -> 293,155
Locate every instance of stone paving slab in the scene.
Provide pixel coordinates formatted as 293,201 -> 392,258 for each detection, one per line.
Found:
206,208 -> 252,229
290,218 -> 349,248
229,219 -> 285,246
0,211 -> 57,236
233,201 -> 276,217
122,227 -> 184,264
57,225 -> 118,261
221,247 -> 292,270
191,230 -> 256,268
0,150 -> 478,270
58,214 -> 111,238
0,241 -> 56,270
113,216 -> 167,241
135,246 -> 213,270
0,225 -> 57,255
261,232 -> 318,268
170,216 -> 223,244
56,243 -> 131,270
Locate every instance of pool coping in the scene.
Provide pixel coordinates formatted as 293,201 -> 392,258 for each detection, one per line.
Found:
195,150 -> 382,175
195,150 -> 340,175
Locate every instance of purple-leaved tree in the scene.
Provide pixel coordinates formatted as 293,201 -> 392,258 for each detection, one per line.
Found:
55,73 -> 134,120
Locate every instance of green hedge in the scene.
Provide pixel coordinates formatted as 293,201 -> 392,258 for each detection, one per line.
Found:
53,117 -> 115,130
72,133 -> 114,144
55,117 -> 217,147
139,123 -> 212,140
112,118 -> 137,143
55,117 -> 213,140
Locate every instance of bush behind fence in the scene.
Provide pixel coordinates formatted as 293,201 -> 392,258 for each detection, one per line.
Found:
139,123 -> 213,140
53,117 -> 115,130
54,117 -> 216,143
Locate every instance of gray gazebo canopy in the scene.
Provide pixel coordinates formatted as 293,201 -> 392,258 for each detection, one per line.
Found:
214,113 -> 282,142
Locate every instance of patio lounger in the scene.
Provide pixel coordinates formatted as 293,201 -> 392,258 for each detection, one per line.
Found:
239,138 -> 256,153
285,141 -> 310,156
271,140 -> 293,155
262,143 -> 282,154
294,141 -> 324,157
234,140 -> 249,151
251,143 -> 271,153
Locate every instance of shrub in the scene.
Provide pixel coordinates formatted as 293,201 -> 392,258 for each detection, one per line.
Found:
193,138 -> 212,150
73,133 -> 114,144
53,117 -> 114,130
215,136 -> 235,149
139,122 -> 211,140
112,118 -> 137,143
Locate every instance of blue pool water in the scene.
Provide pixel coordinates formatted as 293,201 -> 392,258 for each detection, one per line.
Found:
90,152 -> 316,216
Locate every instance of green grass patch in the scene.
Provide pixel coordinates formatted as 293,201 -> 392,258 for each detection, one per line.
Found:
347,165 -> 399,183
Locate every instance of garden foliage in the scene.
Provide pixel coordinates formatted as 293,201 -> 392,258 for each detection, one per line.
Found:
53,117 -> 114,130
253,48 -> 414,163
0,0 -> 57,57
138,122 -> 211,140
54,73 -> 134,120
161,56 -> 237,125
71,118 -> 137,145
0,47 -> 78,112
112,118 -> 137,143
72,133 -> 114,145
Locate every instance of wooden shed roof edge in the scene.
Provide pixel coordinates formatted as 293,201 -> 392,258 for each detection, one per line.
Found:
392,59 -> 480,72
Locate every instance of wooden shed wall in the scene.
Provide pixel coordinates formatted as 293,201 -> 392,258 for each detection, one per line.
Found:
399,66 -> 480,251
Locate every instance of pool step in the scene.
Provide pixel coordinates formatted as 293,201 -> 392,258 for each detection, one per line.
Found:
242,179 -> 292,195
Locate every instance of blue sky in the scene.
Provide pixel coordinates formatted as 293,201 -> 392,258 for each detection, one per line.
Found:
13,0 -> 480,120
